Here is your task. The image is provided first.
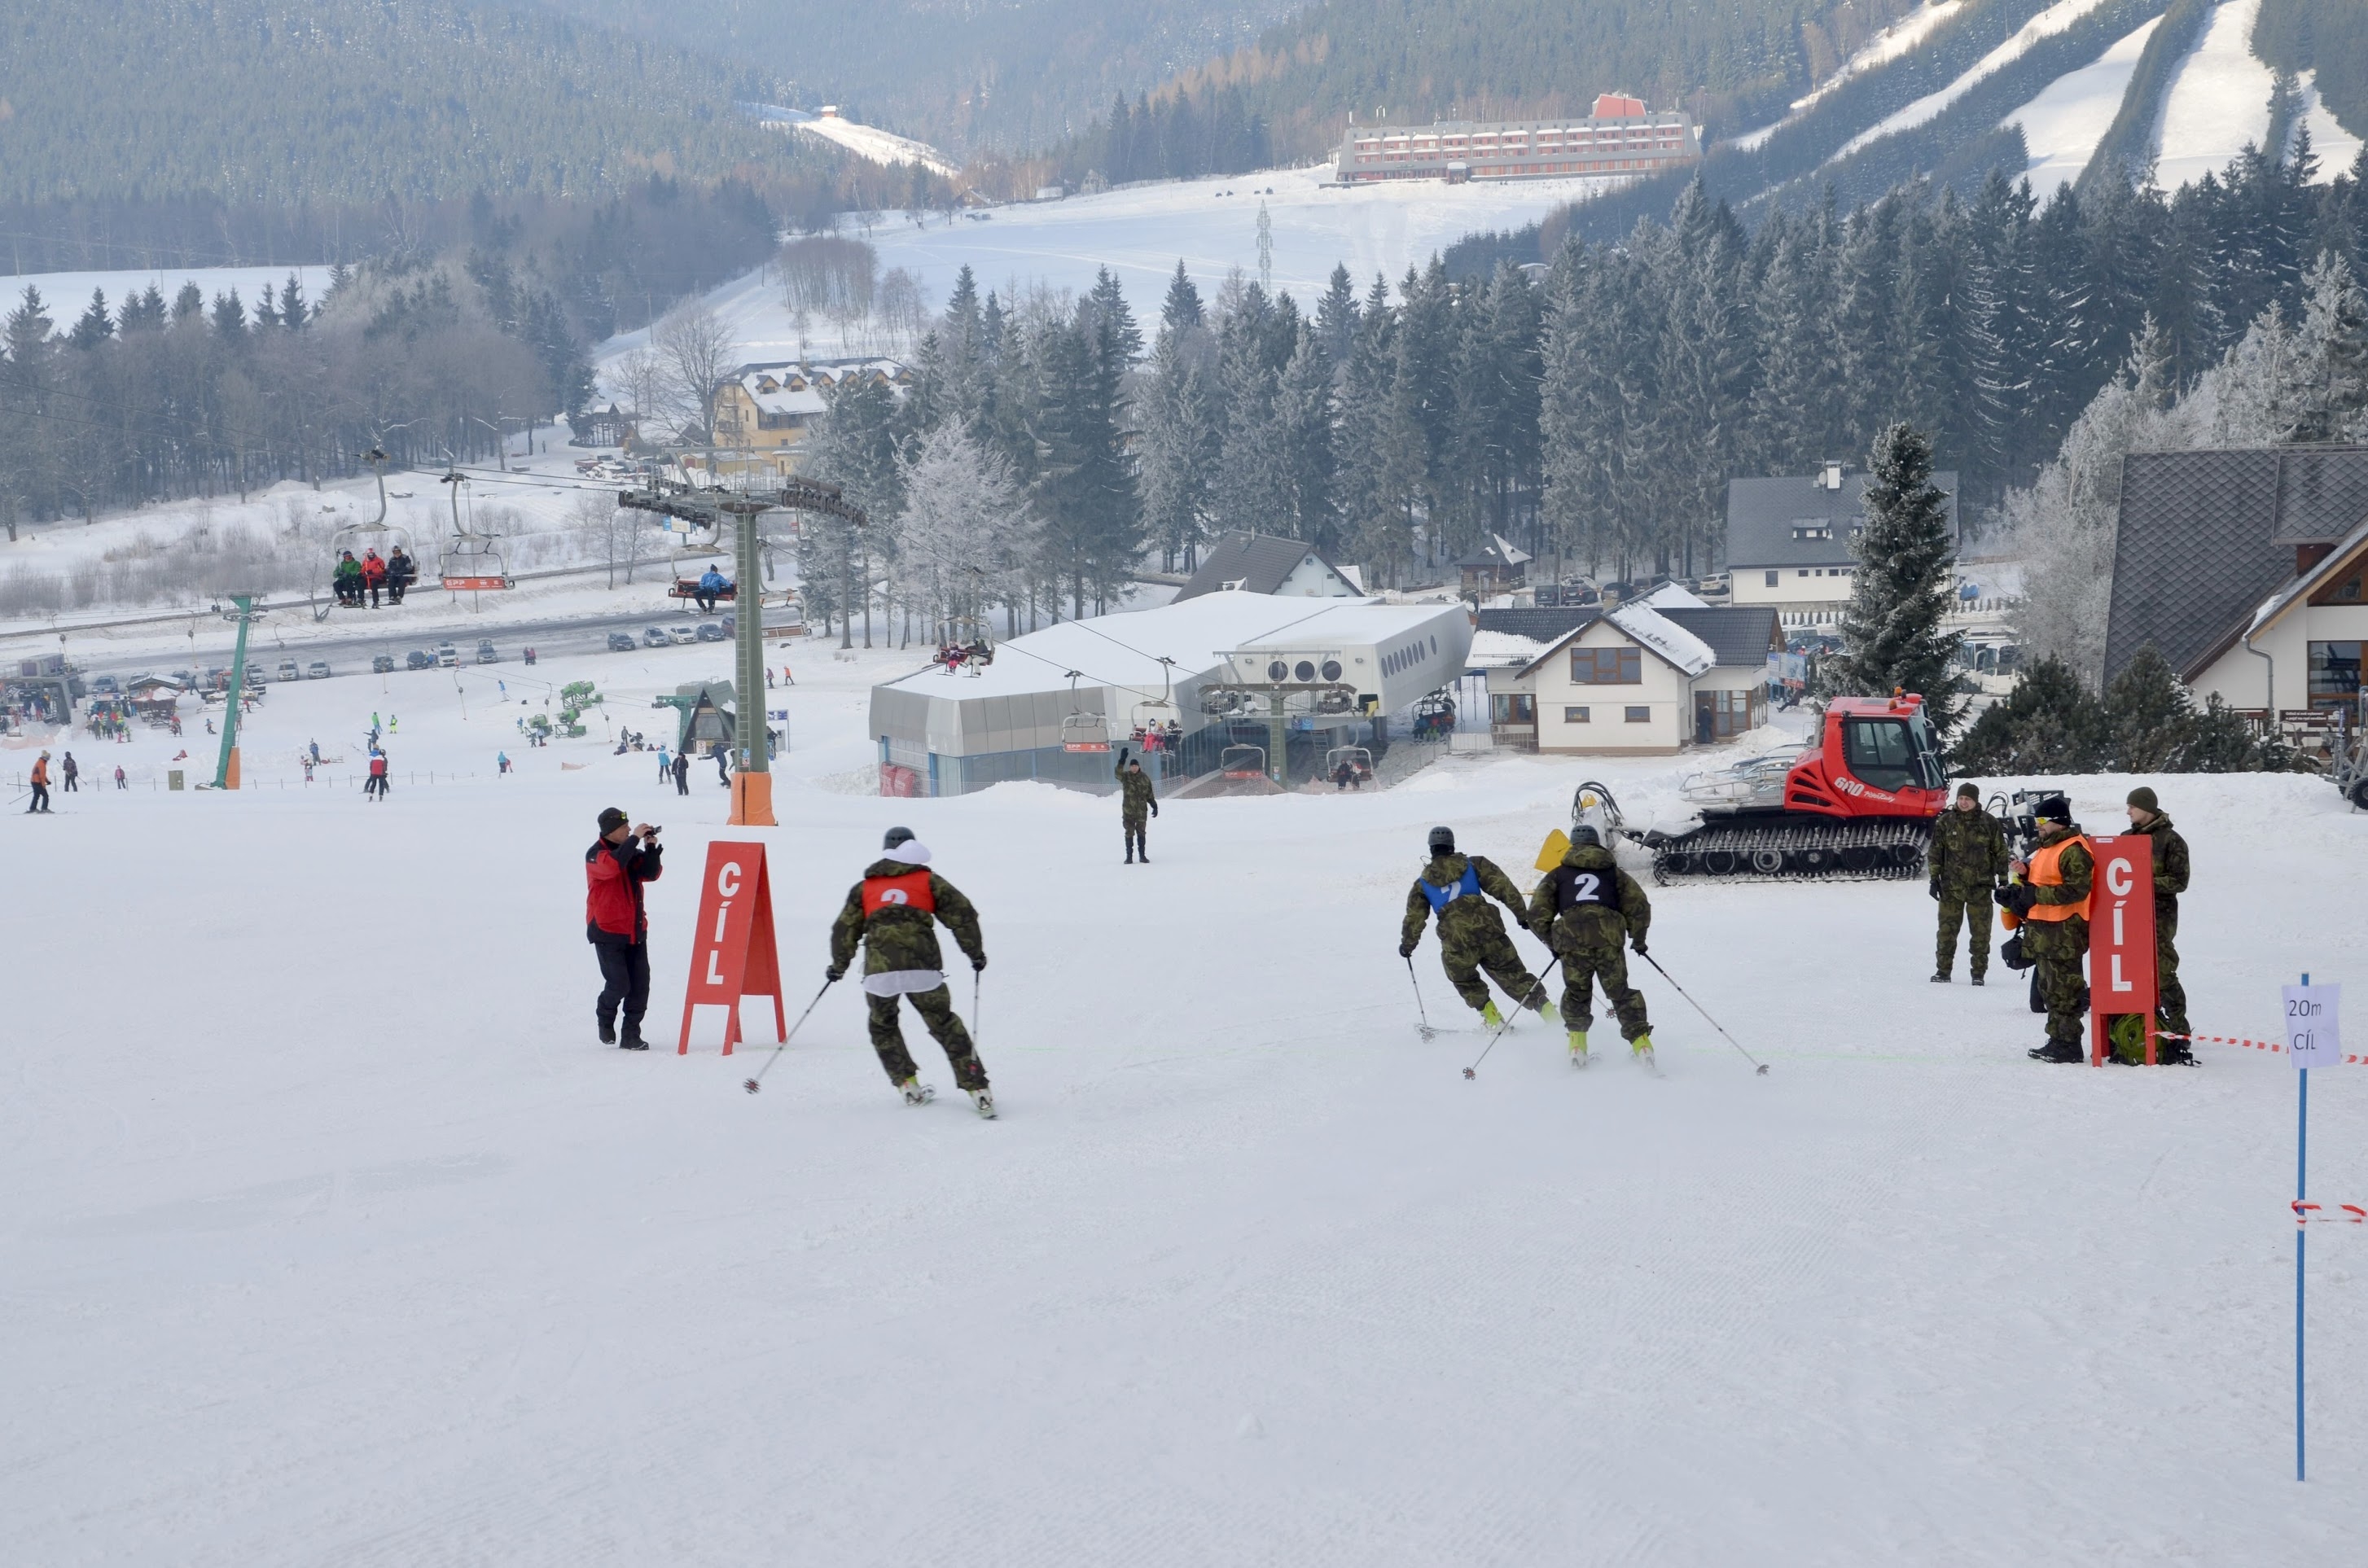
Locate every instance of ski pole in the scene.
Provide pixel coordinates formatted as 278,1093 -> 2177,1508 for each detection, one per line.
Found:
1405,955 -> 1436,1040
1463,954 -> 1562,1080
743,977 -> 839,1094
1637,950 -> 1769,1075
972,970 -> 983,1048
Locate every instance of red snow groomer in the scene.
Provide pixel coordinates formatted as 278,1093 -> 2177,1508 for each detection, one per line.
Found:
1633,692 -> 1948,883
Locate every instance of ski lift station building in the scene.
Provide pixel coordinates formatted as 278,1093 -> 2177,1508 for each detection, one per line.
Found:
869,591 -> 1471,796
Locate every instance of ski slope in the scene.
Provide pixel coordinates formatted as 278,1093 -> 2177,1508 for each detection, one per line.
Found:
1732,0 -> 1971,150
2154,0 -> 2278,191
1838,0 -> 2120,160
6,636 -> 2368,1562
2293,68 -> 2368,172
2003,12 -> 2164,192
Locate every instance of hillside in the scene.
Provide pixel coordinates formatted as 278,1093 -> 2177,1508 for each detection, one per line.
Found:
0,0 -> 816,208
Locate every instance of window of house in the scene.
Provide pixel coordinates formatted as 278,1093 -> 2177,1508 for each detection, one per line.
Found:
1765,570 -> 1779,587
1564,706 -> 1590,723
1624,706 -> 1651,723
1797,569 -> 1810,577
1571,646 -> 1641,684
1491,694 -> 1536,725
2308,641 -> 2362,706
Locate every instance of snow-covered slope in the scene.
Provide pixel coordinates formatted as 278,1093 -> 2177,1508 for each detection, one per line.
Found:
2153,0 -> 2277,191
5,643 -> 2366,1561
2293,68 -> 2368,172
2002,11 -> 2164,192
761,106 -> 960,178
1838,0 -> 2121,159
1732,1 -> 1971,150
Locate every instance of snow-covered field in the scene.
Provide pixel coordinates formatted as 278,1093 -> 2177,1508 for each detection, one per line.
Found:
1840,0 -> 2120,160
6,630 -> 2367,1562
2004,12 -> 2164,192
1734,0 -> 1972,151
599,163 -> 1626,372
0,264 -> 332,315
2154,0 -> 2277,191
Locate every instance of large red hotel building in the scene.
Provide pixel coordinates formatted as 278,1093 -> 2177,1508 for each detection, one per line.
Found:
1334,93 -> 1701,184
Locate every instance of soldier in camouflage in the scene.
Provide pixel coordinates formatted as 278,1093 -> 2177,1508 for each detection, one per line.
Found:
1116,748 -> 1159,863
1927,782 -> 2009,984
1401,826 -> 1554,1029
828,826 -> 996,1116
1999,795 -> 2093,1064
1527,827 -> 1653,1065
2126,786 -> 2193,1063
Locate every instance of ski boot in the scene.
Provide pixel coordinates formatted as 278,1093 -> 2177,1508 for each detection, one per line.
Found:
618,1027 -> 648,1052
1568,1030 -> 1590,1068
1930,970 -> 1950,983
1481,1001 -> 1506,1030
2028,1040 -> 2085,1064
1537,999 -> 1559,1024
968,1087 -> 998,1120
599,1018 -> 617,1045
898,1077 -> 936,1106
2158,1039 -> 2198,1067
1971,974 -> 1987,988
1630,1033 -> 1655,1067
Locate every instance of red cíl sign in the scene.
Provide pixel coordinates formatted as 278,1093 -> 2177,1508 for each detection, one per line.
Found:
2086,834 -> 2157,1066
677,839 -> 786,1056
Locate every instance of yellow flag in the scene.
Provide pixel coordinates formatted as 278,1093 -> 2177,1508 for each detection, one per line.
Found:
1534,828 -> 1571,871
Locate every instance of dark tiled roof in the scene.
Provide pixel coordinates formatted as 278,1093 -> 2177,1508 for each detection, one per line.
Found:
1725,469 -> 1959,568
1475,604 -> 1778,668
1456,539 -> 1527,570
1175,532 -> 1345,599
2103,446 -> 2368,681
1659,606 -> 1783,668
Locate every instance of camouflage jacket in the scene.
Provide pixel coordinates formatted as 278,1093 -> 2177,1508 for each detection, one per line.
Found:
1927,804 -> 2008,890
830,858 -> 985,976
2133,812 -> 2188,911
1402,852 -> 1527,949
1116,763 -> 1158,816
1528,842 -> 1650,949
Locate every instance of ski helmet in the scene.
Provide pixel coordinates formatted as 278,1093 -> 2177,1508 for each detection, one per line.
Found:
1427,826 -> 1455,854
1569,825 -> 1600,847
883,826 -> 916,850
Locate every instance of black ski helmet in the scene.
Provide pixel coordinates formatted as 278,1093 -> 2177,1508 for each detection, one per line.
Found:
883,826 -> 916,850
1569,825 -> 1600,848
1427,826 -> 1455,855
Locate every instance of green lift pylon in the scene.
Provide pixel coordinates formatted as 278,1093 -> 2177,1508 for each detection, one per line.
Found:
212,594 -> 261,790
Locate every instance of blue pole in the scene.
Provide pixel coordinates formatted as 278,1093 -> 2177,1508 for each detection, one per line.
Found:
2297,970 -> 2309,1483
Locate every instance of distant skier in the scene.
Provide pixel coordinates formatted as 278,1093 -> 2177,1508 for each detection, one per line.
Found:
114,764 -> 127,790
366,748 -> 389,800
656,745 -> 671,782
309,739 -> 322,764
585,807 -> 664,1049
60,751 -> 77,791
1528,826 -> 1652,1067
828,826 -> 995,1117
1401,826 -> 1553,1031
1999,794 -> 2091,1063
26,751 -> 51,812
712,739 -> 730,786
672,750 -> 690,796
1927,782 -> 2007,985
498,751 -> 511,775
1116,747 -> 1158,863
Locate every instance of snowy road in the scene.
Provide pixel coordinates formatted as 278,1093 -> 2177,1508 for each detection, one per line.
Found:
5,641 -> 2366,1562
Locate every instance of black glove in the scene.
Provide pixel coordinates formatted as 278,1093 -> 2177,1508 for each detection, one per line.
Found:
1150,803 -> 1159,817
825,964 -> 845,983
971,954 -> 988,972
1399,940 -> 1416,960
1120,747 -> 1130,763
2000,884 -> 2034,918
1928,876 -> 1941,901
1631,938 -> 1648,957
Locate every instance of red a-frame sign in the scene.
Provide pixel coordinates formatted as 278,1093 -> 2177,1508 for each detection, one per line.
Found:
678,839 -> 787,1056
2087,834 -> 2158,1066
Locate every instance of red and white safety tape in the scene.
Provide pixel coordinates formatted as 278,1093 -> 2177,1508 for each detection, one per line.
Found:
2162,1032 -> 2368,1065
2295,1202 -> 2368,1225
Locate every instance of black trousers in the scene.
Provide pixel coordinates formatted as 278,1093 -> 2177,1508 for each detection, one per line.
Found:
595,940 -> 652,1031
27,782 -> 49,812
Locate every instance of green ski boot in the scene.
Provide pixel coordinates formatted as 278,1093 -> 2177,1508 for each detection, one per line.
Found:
1481,1000 -> 1506,1029
1630,1032 -> 1655,1067
1568,1030 -> 1590,1067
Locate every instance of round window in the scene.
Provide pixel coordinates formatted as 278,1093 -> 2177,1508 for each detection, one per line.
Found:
1320,659 -> 1343,681
1268,660 -> 1289,681
1294,659 -> 1317,681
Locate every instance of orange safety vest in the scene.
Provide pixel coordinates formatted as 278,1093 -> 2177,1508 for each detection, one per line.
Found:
862,869 -> 935,917
2016,834 -> 2093,924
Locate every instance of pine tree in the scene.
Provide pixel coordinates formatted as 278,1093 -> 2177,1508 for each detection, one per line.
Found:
1085,267 -> 1142,363
1160,260 -> 1204,333
68,289 -> 113,350
1315,264 -> 1358,366
1834,422 -> 1967,728
1949,655 -> 2112,772
2103,646 -> 2196,770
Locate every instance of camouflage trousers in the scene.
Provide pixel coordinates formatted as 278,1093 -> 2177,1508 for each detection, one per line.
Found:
1554,942 -> 1651,1041
867,984 -> 988,1091
2155,906 -> 2189,1037
2026,918 -> 2090,1050
1123,811 -> 1147,860
1935,887 -> 1994,977
1441,921 -> 1547,1016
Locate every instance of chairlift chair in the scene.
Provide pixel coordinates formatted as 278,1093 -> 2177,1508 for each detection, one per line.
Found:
932,614 -> 994,676
1323,745 -> 1374,789
437,468 -> 513,592
318,449 -> 421,620
1059,671 -> 1110,753
1220,743 -> 1267,779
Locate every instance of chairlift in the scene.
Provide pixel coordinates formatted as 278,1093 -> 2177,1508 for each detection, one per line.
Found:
1220,744 -> 1268,779
1411,690 -> 1457,740
437,468 -> 513,592
1323,745 -> 1374,790
1129,654 -> 1180,731
318,449 -> 422,620
1199,687 -> 1248,717
1059,671 -> 1110,752
932,613 -> 995,677
1312,686 -> 1356,716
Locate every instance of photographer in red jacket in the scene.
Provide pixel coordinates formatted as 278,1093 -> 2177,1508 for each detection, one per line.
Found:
585,806 -> 664,1049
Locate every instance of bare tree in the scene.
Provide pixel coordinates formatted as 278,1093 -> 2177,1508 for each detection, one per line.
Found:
652,302 -> 737,444
612,345 -> 666,428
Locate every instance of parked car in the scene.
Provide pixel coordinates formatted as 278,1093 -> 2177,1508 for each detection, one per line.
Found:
371,654 -> 396,674
607,631 -> 637,652
695,622 -> 726,642
406,650 -> 435,671
90,674 -> 121,695
668,624 -> 697,645
436,641 -> 458,667
1695,572 -> 1731,597
306,661 -> 333,679
476,640 -> 499,664
642,626 -> 670,648
275,659 -> 300,683
720,613 -> 736,636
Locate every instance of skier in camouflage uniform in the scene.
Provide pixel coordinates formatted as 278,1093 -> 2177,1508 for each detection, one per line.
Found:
1999,795 -> 2093,1064
1116,748 -> 1159,863
2126,786 -> 2193,1063
1527,827 -> 1653,1066
1401,826 -> 1554,1029
1927,782 -> 2009,984
828,826 -> 996,1117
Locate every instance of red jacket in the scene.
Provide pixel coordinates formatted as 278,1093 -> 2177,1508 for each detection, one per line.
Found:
361,553 -> 388,582
585,835 -> 664,944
